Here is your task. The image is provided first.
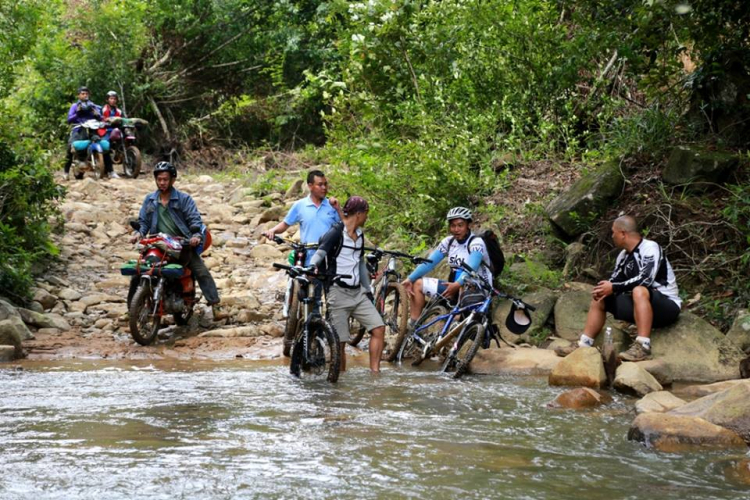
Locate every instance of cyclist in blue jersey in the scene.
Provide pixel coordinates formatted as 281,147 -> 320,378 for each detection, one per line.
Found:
263,170 -> 343,263
401,207 -> 492,328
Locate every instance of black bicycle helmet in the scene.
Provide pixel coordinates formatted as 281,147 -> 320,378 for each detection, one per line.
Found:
153,161 -> 177,178
77,86 -> 90,94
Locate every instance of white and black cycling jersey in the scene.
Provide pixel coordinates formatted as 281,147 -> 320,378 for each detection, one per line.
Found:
437,233 -> 493,284
610,238 -> 681,308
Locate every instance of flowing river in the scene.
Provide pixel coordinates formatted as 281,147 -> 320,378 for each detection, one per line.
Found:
1,360 -> 748,499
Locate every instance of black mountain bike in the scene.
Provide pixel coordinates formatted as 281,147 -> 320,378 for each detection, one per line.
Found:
273,263 -> 350,383
272,236 -> 318,357
348,247 -> 432,361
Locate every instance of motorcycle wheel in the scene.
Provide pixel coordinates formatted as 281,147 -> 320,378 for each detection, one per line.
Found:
123,146 -> 142,178
129,284 -> 161,345
93,152 -> 106,179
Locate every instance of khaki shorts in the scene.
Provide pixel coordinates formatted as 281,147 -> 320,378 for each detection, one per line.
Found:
327,285 -> 384,341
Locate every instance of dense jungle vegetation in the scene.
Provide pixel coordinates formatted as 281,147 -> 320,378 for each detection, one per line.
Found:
0,0 -> 748,326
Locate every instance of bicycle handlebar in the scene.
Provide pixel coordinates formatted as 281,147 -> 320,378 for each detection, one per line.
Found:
363,246 -> 432,264
272,262 -> 352,280
272,235 -> 318,250
459,261 -> 536,311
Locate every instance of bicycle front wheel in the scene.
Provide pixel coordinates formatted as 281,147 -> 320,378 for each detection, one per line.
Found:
290,318 -> 341,383
282,280 -> 300,357
396,303 -> 448,364
452,322 -> 484,379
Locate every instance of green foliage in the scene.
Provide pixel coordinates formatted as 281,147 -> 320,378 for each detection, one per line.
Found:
0,139 -> 63,301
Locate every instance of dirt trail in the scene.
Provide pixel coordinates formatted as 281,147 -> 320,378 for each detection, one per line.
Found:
22,172 -> 313,361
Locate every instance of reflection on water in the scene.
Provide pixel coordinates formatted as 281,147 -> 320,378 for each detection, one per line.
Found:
0,361 -> 748,499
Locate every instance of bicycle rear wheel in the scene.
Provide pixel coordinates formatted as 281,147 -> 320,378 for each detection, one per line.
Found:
452,322 -> 483,379
396,303 -> 448,364
381,283 -> 409,361
290,318 -> 341,383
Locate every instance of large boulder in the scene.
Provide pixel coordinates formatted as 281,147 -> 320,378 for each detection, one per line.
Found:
548,387 -> 612,409
17,308 -> 71,330
679,379 -> 747,399
636,359 -> 673,386
548,346 -> 606,388
552,283 -> 625,343
670,381 -> 750,443
635,391 -> 687,414
0,314 -> 31,358
545,160 -> 624,239
662,146 -> 739,185
628,413 -> 746,451
613,362 -> 663,396
470,347 -> 561,376
651,312 -> 744,382
493,288 -> 559,344
726,309 -> 750,353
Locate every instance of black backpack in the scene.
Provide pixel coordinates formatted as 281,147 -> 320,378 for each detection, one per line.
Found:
448,230 -> 505,278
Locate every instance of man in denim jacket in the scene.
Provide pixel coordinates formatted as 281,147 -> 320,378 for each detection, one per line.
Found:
129,161 -> 224,319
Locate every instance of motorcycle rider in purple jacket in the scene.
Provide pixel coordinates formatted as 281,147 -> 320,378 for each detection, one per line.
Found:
62,86 -> 118,180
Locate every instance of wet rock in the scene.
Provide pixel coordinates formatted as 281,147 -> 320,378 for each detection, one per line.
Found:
546,160 -> 624,238
0,318 -> 30,357
493,288 -> 559,344
679,379 -> 747,399
613,362 -> 663,397
259,323 -> 284,337
636,359 -> 673,386
726,459 -> 750,486
0,345 -> 15,362
628,413 -> 746,451
663,146 -> 738,185
635,391 -> 687,414
552,284 -> 625,343
471,347 -> 561,376
548,346 -> 606,388
670,381 -> 750,443
32,288 -> 56,310
726,309 -> 750,353
57,288 -> 83,301
236,309 -> 266,323
651,311 -> 744,382
549,387 -> 612,409
37,328 -> 61,336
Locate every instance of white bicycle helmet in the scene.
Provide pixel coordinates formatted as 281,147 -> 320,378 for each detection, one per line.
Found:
446,206 -> 473,222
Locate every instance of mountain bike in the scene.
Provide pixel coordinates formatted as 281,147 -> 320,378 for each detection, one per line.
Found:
272,236 -> 318,357
395,263 -> 535,376
273,263 -> 351,383
440,262 -> 535,379
348,247 -> 432,362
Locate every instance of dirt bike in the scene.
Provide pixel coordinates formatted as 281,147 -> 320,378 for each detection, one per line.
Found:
70,119 -> 109,180
122,223 -> 212,345
105,116 -> 147,178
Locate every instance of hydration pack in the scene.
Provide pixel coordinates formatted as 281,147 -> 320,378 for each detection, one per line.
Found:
448,229 -> 505,277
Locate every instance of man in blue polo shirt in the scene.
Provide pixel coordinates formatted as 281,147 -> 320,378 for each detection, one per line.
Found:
263,170 -> 342,262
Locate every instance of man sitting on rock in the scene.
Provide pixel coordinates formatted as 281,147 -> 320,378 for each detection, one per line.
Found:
556,215 -> 681,361
129,161 -> 225,320
263,169 -> 343,264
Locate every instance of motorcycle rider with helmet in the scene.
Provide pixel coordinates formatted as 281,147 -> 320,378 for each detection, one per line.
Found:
129,161 -> 226,320
62,86 -> 119,180
102,90 -> 125,119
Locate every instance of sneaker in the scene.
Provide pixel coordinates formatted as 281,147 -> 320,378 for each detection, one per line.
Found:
62,172 -> 70,181
554,343 -> 580,357
618,342 -> 652,362
212,304 -> 229,321
108,172 -> 121,179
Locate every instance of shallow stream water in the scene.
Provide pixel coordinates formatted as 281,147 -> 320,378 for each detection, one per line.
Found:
1,360 -> 748,499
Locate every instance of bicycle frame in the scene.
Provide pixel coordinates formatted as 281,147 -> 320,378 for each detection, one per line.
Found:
408,297 -> 487,358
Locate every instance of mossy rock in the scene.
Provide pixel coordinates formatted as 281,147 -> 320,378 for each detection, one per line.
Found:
663,146 -> 739,185
545,160 -> 624,239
